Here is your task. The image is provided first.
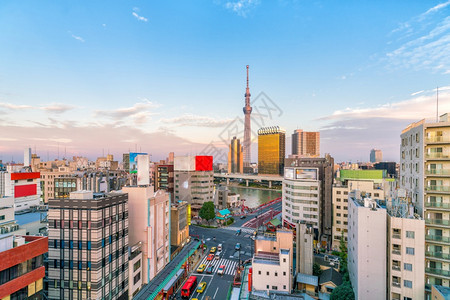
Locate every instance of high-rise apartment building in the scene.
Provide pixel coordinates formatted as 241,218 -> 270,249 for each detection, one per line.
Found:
370,148 -> 383,163
258,126 -> 286,176
154,164 -> 174,198
228,136 -> 243,174
292,129 -> 320,157
122,186 -> 170,283
173,156 -> 214,208
400,114 -> 450,290
0,235 -> 48,300
48,190 -> 129,300
285,154 -> 334,240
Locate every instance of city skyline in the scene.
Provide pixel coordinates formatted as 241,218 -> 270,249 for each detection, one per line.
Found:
1,1 -> 450,162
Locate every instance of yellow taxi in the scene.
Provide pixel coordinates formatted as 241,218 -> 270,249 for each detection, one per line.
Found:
196,264 -> 206,273
196,282 -> 207,293
210,247 -> 217,253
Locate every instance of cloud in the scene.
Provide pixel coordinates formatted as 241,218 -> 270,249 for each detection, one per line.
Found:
161,113 -> 233,128
41,103 -> 76,113
0,102 -> 32,110
132,8 -> 148,22
94,100 -> 160,124
386,3 -> 450,73
411,90 -> 424,96
224,0 -> 260,17
318,87 -> 450,162
69,32 -> 85,43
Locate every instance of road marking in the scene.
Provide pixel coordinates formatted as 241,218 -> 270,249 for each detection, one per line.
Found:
213,287 -> 219,299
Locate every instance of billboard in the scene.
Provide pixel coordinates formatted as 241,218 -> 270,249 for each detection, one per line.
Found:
284,168 -> 294,180
15,184 -> 37,197
129,152 -> 147,174
174,156 -> 196,171
295,168 -> 318,180
137,154 -> 150,185
195,156 -> 213,171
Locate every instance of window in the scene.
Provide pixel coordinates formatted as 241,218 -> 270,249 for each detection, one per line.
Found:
60,260 -> 64,269
283,258 -> 286,263
78,261 -> 82,270
54,259 -> 57,268
258,271 -> 261,275
266,271 -> 269,275
406,231 -> 415,239
87,261 -> 91,270
406,247 -> 415,255
87,282 -> 91,290
60,240 -> 65,249
272,286 -> 278,290
54,240 -> 58,248
102,239 -> 105,248
267,285 -> 269,289
69,220 -> 73,229
275,272 -> 278,276
69,260 -> 73,269
404,263 -> 412,271
283,272 -> 286,276
78,241 -> 82,250
134,272 -> 141,285
87,241 -> 91,250
404,280 -> 412,288
78,220 -> 82,229
283,285 -> 286,290
70,240 -> 74,249
87,221 -> 91,229
61,220 -> 65,228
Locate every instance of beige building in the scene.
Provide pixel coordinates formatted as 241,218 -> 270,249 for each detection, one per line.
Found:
170,201 -> 189,248
332,179 -> 388,250
292,129 -> 320,158
122,186 -> 170,284
400,114 -> 450,291
39,167 -> 72,203
252,229 -> 294,293
128,242 -> 143,299
296,222 -> 314,275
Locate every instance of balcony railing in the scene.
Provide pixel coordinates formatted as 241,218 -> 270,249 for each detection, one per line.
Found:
426,251 -> 450,260
392,265 -> 401,271
392,234 -> 401,239
426,137 -> 450,143
392,249 -> 401,255
426,234 -> 450,243
426,219 -> 450,226
425,202 -> 450,209
392,282 -> 401,288
426,169 -> 450,176
426,153 -> 450,159
426,267 -> 450,277
426,185 -> 450,192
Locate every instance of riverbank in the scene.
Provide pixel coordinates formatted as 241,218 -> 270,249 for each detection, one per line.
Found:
226,182 -> 282,191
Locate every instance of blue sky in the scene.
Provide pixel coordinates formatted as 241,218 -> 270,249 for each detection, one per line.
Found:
1,0 -> 450,163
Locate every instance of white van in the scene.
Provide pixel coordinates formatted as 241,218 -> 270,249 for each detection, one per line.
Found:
217,244 -> 222,251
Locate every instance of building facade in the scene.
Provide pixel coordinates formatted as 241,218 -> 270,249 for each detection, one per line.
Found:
370,148 -> 383,163
292,129 -> 320,157
47,191 -> 129,300
296,222 -> 314,275
228,136 -> 244,174
258,126 -> 286,176
122,186 -> 170,284
154,164 -> 174,199
400,114 -> 450,290
252,230 -> 293,293
0,235 -> 48,300
170,201 -> 189,248
3,171 -> 41,212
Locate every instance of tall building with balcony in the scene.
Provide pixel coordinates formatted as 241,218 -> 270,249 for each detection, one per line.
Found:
122,186 -> 170,283
292,129 -> 320,157
258,126 -> 286,176
47,190 -> 129,300
400,114 -> 450,290
228,136 -> 244,174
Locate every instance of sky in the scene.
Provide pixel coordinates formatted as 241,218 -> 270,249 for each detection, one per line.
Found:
1,0 -> 450,163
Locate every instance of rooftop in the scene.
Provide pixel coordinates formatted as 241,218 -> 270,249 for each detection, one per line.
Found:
433,285 -> 450,297
254,251 -> 280,265
319,268 -> 343,286
296,273 -> 318,287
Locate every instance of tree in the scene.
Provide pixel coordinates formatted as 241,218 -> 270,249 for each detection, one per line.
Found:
313,263 -> 322,276
199,201 -> 216,225
330,281 -> 354,300
338,231 -> 348,273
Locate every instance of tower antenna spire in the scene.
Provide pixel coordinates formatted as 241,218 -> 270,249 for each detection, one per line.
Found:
246,65 -> 249,89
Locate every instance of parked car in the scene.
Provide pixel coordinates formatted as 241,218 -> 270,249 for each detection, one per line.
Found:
236,229 -> 241,235
240,215 -> 246,219
215,252 -> 221,260
217,265 -> 226,275
210,247 -> 217,253
235,243 -> 241,251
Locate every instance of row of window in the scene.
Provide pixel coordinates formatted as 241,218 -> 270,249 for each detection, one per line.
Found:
0,255 -> 44,285
53,213 -> 126,229
52,250 -> 126,270
257,270 -> 287,276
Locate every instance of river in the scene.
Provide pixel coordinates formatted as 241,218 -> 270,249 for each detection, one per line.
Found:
227,185 -> 282,208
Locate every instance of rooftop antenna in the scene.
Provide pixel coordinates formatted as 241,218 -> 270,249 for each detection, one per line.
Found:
437,86 -> 439,122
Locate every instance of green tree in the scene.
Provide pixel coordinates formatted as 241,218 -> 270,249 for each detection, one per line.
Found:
199,201 -> 216,225
330,281 -> 354,300
313,263 -> 322,276
338,231 -> 348,273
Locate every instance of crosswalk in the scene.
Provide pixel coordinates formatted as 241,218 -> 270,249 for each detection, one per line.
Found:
196,256 -> 239,276
221,226 -> 255,234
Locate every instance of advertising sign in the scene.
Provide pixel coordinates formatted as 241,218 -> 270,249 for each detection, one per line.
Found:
137,154 -> 150,185
295,168 -> 318,180
129,152 -> 147,174
284,168 -> 294,179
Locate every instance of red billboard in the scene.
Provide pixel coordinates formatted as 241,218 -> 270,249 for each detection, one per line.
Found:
195,156 -> 213,171
14,184 -> 37,197
11,172 -> 40,180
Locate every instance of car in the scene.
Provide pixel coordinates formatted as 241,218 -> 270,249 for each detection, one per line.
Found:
217,265 -> 226,275
235,243 -> 241,250
217,244 -> 222,251
215,252 -> 221,260
207,254 -> 214,261
210,247 -> 217,253
240,215 -> 246,219
206,265 -> 214,274
196,282 -> 207,293
236,229 -> 241,235
197,264 -> 206,273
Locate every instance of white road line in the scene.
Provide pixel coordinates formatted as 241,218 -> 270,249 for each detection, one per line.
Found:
213,287 -> 219,299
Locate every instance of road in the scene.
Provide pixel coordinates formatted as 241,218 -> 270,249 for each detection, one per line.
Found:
174,199 -> 282,299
